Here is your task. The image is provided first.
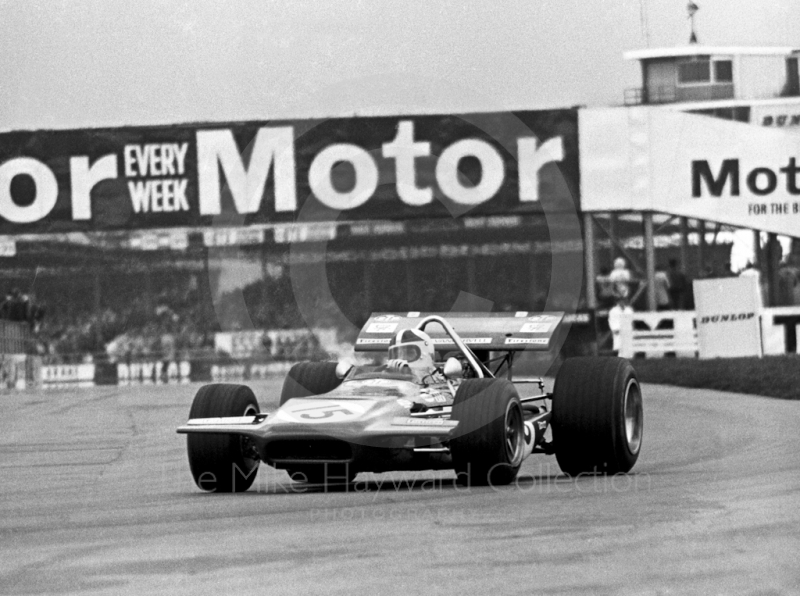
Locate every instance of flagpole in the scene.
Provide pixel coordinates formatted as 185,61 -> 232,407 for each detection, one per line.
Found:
687,2 -> 699,44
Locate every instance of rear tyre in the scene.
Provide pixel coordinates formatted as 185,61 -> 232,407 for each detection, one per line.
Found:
552,357 -> 643,476
279,362 -> 342,406
449,379 -> 525,487
187,384 -> 261,492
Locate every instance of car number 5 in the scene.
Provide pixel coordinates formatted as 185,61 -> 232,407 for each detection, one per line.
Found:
296,405 -> 353,420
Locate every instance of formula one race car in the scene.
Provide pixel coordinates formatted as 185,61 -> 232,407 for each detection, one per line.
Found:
177,312 -> 643,491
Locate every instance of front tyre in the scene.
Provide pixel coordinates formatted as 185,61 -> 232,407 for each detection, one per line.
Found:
552,357 -> 643,476
279,362 -> 342,406
449,379 -> 525,487
186,384 -> 261,492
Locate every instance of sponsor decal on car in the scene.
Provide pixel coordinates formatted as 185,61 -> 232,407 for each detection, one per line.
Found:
429,337 -> 491,345
515,311 -> 529,317
356,338 -> 391,344
527,315 -> 555,322
505,337 -> 549,344
391,417 -> 447,426
372,315 -> 401,322
519,322 -> 551,333
366,322 -> 398,333
407,311 -> 421,317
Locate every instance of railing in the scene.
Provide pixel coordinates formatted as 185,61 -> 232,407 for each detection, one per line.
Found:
624,86 -> 678,105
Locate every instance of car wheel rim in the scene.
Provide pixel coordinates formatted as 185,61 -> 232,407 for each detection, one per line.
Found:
623,379 -> 643,455
239,404 -> 260,468
504,400 -> 525,466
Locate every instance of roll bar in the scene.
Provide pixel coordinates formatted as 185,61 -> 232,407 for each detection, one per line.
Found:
415,315 -> 492,380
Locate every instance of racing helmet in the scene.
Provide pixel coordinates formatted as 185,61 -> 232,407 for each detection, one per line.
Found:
388,328 -> 435,365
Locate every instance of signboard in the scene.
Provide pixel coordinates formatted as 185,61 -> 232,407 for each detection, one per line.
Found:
693,276 -> 763,359
618,310 -> 698,359
751,103 -> 800,129
0,110 -> 578,234
761,306 -> 800,355
580,106 -> 800,236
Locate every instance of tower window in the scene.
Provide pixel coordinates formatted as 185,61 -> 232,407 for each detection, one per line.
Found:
714,60 -> 733,82
678,60 -> 710,83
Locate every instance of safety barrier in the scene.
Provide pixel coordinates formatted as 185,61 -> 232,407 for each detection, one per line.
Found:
37,358 -> 298,388
618,306 -> 800,358
618,311 -> 698,359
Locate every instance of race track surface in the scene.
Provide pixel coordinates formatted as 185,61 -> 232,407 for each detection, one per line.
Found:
1,379 -> 799,595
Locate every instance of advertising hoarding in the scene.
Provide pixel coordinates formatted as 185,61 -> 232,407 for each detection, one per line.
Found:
693,276 -> 763,359
580,106 -> 800,236
0,110 -> 578,234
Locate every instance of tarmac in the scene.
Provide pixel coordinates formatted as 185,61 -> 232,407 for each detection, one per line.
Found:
1,378 -> 798,595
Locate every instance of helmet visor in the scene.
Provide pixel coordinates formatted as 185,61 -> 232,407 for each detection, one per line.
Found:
388,344 -> 421,362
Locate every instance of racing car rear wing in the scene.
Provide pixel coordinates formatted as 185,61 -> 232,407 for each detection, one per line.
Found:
354,311 -> 565,352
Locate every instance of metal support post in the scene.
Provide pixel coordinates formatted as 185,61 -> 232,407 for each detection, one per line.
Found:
679,217 -> 689,272
697,220 -> 706,276
643,212 -> 657,311
583,212 -> 597,309
608,212 -> 618,268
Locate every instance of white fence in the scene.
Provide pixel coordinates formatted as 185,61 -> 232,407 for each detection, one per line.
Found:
619,306 -> 800,358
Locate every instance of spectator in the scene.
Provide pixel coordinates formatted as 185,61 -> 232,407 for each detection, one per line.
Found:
654,264 -> 671,310
739,261 -> 760,278
608,298 -> 633,356
666,259 -> 688,309
596,267 -> 615,308
609,257 -> 632,302
8,288 -> 27,322
0,289 -> 12,319
777,259 -> 799,306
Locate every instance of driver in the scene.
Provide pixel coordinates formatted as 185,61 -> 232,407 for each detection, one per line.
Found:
386,328 -> 436,378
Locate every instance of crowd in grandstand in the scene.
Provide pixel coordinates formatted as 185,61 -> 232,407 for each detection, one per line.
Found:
32,273 -> 333,363
16,244 -> 800,364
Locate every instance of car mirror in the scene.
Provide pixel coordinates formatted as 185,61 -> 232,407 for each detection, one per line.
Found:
335,360 -> 354,379
443,357 -> 463,379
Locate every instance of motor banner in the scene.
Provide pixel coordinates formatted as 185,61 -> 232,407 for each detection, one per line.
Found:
0,110 -> 578,234
580,106 -> 800,236
693,276 -> 763,359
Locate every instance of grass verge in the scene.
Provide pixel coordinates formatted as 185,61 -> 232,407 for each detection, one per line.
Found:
631,355 -> 800,401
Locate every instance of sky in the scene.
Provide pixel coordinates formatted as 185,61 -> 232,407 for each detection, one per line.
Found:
1,0 -> 799,131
